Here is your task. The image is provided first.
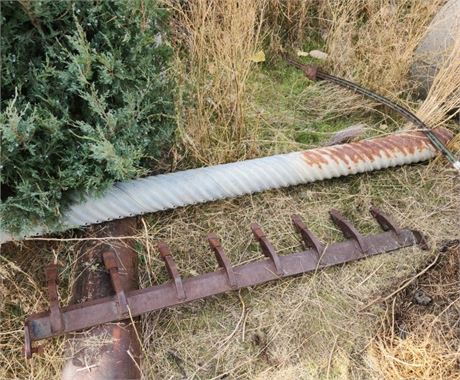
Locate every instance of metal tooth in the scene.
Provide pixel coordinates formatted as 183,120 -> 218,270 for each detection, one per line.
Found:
412,230 -> 430,251
369,207 -> 402,236
45,264 -> 64,333
291,214 -> 324,260
207,234 -> 238,289
250,223 -> 284,276
329,209 -> 367,254
102,251 -> 129,316
157,241 -> 186,300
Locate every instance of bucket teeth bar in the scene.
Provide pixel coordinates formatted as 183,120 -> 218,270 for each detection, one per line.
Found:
24,207 -> 428,357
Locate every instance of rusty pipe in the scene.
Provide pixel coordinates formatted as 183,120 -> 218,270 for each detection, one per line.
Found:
61,219 -> 141,380
1,128 -> 453,243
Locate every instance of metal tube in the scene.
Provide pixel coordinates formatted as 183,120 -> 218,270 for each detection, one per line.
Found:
61,219 -> 141,380
1,128 -> 453,243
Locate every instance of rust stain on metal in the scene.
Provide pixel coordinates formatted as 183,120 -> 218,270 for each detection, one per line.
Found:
302,150 -> 330,167
347,143 -> 376,162
25,208 -> 428,356
301,130 -> 452,169
285,55 -> 458,169
330,145 -> 362,164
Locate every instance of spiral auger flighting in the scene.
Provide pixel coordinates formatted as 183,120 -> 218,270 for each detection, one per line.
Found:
1,127 -> 452,244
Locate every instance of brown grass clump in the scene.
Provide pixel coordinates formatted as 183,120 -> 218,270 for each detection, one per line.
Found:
368,245 -> 460,379
417,35 -> 460,128
320,0 -> 443,96
263,0 -> 312,51
169,0 -> 266,165
370,327 -> 459,379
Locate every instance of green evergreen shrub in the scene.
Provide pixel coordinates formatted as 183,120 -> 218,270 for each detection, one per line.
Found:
1,0 -> 175,235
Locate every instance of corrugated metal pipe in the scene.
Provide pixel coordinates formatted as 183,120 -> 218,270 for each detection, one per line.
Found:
1,128 -> 453,243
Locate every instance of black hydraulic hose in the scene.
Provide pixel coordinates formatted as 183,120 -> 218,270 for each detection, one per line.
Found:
284,56 -> 459,171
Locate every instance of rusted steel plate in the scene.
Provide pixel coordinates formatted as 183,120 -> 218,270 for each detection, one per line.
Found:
25,208 -> 426,352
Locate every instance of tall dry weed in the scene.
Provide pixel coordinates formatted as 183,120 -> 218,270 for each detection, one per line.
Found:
417,35 -> 460,128
169,0 -> 266,165
169,1 -> 317,165
264,0 -> 312,51
320,0 -> 443,96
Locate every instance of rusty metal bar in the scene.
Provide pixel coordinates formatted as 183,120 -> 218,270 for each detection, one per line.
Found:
102,250 -> 130,317
45,264 -> 64,334
24,208 -> 427,354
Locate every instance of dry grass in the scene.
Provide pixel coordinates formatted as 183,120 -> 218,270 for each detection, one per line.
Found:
369,324 -> 459,379
170,0 -> 456,166
320,0 -> 444,97
368,245 -> 460,379
263,0 -> 312,51
417,35 -> 460,128
247,67 -> 378,155
170,0 -> 266,165
1,242 -> 70,379
169,0 -> 314,165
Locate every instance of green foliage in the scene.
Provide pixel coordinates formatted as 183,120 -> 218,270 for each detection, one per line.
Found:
1,0 -> 175,234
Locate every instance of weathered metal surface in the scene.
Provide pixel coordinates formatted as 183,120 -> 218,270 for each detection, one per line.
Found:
45,264 -> 64,333
25,208 -> 427,355
60,219 -> 141,380
1,125 -> 452,244
284,55 -> 459,170
327,124 -> 367,146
